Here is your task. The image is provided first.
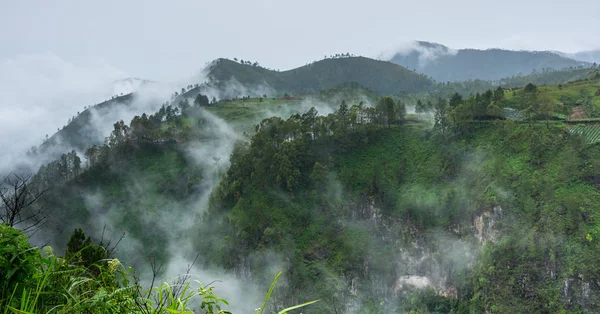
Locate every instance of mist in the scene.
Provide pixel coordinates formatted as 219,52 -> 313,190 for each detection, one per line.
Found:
378,40 -> 458,67
0,53 -> 124,153
0,52 -> 212,177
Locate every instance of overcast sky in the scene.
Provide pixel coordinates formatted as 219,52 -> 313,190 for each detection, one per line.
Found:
1,0 -> 599,164
2,0 -> 599,81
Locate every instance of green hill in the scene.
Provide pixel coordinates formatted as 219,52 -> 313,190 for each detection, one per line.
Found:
207,57 -> 434,95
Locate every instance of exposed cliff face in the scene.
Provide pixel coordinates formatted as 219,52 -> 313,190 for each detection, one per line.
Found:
473,205 -> 503,244
341,200 -> 505,310
562,275 -> 599,309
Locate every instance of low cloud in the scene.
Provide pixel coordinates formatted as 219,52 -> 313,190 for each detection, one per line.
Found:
0,53 -> 203,176
378,40 -> 458,67
0,53 -> 126,151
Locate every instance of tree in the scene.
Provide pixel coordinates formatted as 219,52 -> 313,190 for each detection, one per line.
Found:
449,93 -> 463,109
524,83 -> 537,93
178,99 -> 191,114
415,100 -> 425,116
397,100 -> 406,121
338,100 -> 348,117
537,92 -> 559,129
0,173 -> 47,233
377,97 -> 398,127
194,93 -> 210,107
434,98 -> 450,135
72,150 -> 82,176
85,145 -> 100,168
493,87 -> 505,101
65,228 -> 108,269
108,120 -> 130,148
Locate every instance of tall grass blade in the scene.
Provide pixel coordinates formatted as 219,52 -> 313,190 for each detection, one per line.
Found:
259,271 -> 282,314
276,299 -> 320,314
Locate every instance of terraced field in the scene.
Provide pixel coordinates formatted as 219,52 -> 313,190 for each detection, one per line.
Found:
569,124 -> 600,143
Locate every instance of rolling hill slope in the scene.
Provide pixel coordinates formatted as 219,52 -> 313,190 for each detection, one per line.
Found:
206,57 -> 434,95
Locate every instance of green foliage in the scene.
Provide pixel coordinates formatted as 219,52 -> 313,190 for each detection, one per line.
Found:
0,224 -> 39,303
65,228 -> 108,271
1,224 -> 318,313
524,82 -> 538,93
26,75 -> 600,313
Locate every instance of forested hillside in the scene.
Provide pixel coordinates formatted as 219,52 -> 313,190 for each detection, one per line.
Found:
206,57 -> 434,95
3,60 -> 600,313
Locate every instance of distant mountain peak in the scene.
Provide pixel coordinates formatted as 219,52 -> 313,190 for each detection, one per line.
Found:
413,41 -> 450,50
378,40 -> 457,66
381,40 -> 590,82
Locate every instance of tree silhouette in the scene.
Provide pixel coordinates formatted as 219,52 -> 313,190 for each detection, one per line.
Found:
0,173 -> 48,233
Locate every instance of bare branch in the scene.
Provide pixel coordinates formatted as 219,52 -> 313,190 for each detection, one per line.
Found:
0,173 -> 48,233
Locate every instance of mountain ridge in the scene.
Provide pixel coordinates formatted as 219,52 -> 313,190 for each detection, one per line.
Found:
384,41 -> 590,82
205,56 -> 435,96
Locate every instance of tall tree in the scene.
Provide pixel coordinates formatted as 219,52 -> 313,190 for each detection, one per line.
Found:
194,93 -> 210,107
537,92 -> 559,129
493,86 -> 505,101
448,93 -> 463,109
377,97 -> 398,127
415,100 -> 424,116
434,98 -> 450,135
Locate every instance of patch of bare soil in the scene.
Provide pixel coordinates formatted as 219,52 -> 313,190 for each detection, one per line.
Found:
569,105 -> 588,120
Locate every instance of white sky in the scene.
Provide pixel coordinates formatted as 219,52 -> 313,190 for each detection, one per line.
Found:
2,0 -> 599,81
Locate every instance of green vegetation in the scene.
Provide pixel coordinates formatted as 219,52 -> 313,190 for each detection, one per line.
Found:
0,223 -> 231,313
0,224 -> 317,313
7,63 -> 600,313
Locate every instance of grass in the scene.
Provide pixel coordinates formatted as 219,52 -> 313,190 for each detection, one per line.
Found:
503,79 -> 600,110
204,98 -> 299,132
0,227 -> 319,314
